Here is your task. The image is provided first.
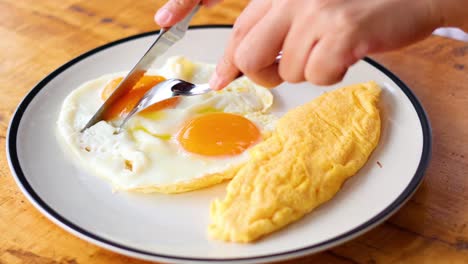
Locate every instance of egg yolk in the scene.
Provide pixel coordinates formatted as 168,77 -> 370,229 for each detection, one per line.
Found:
101,75 -> 179,120
177,113 -> 260,157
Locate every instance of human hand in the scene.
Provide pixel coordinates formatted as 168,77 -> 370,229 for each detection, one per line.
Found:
155,0 -> 222,28
209,0 -> 442,90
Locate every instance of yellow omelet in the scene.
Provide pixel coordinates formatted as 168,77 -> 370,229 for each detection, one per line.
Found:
208,81 -> 381,243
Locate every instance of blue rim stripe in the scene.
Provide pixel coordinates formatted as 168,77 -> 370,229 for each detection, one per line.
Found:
6,25 -> 431,262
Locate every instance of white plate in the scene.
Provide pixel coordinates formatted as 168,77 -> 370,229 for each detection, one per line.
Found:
7,26 -> 431,263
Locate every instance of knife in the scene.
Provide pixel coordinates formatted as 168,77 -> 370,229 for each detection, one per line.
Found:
81,5 -> 200,132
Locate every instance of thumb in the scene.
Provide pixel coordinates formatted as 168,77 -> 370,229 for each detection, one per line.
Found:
155,0 -> 200,28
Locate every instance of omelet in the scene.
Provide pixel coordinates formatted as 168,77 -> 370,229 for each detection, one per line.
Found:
208,81 -> 381,242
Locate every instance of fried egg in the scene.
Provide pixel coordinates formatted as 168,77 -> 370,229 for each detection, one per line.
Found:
57,56 -> 277,193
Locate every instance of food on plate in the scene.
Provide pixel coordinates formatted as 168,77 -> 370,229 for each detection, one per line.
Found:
208,82 -> 381,243
57,56 -> 277,193
58,55 -> 381,243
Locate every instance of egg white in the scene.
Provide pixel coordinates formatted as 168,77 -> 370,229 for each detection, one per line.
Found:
57,56 -> 277,192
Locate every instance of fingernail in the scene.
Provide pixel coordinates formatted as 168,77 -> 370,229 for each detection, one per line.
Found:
209,72 -> 223,90
155,9 -> 172,26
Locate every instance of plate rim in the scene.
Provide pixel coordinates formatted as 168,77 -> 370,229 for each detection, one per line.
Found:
6,25 -> 432,263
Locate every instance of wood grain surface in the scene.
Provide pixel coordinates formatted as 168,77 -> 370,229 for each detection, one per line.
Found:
1,0 -> 468,263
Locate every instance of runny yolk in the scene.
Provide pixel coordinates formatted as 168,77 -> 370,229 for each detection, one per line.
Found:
177,113 -> 260,157
101,75 -> 180,120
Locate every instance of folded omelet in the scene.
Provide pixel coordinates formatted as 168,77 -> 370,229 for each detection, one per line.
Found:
209,81 -> 381,243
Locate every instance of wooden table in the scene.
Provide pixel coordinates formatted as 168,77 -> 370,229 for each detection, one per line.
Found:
1,0 -> 467,263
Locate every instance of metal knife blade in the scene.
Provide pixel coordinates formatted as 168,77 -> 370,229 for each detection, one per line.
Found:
81,5 -> 200,131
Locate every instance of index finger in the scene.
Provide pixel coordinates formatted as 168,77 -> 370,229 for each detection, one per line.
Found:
209,0 -> 272,90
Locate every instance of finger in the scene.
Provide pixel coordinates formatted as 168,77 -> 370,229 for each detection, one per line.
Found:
210,0 -> 272,90
280,17 -> 319,83
155,0 -> 200,27
304,33 -> 361,86
233,5 -> 292,87
245,63 -> 283,88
